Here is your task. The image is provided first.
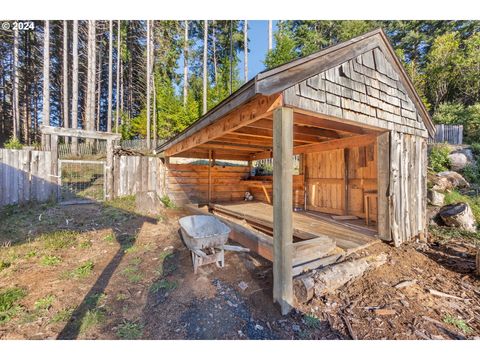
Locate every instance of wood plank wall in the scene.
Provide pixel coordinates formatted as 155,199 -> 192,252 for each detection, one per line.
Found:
166,163 -> 250,204
0,149 -> 56,206
389,131 -> 427,246
113,155 -> 167,198
245,175 -> 305,208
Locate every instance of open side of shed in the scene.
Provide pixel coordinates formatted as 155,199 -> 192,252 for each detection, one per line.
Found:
157,28 -> 433,314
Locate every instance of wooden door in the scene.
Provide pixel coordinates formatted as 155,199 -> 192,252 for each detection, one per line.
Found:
304,149 -> 345,215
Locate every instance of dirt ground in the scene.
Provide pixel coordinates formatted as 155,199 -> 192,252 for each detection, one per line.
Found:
0,198 -> 479,340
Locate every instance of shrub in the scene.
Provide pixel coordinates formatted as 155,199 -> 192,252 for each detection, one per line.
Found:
3,137 -> 23,150
429,143 -> 451,173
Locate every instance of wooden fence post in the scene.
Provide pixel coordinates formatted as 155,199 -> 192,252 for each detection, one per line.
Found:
272,107 -> 294,315
106,138 -> 114,200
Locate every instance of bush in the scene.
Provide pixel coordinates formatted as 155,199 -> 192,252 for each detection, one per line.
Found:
4,137 -> 23,150
433,103 -> 470,125
429,143 -> 451,172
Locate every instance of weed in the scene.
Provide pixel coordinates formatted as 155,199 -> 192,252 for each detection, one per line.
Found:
160,195 -> 175,209
115,293 -> 127,301
122,259 -> 143,284
41,255 -> 62,266
50,308 -> 74,323
116,320 -> 144,339
150,279 -> 177,293
68,260 -> 94,278
25,250 -> 37,259
124,245 -> 139,254
0,260 -> 11,272
0,287 -> 26,324
39,230 -> 78,250
79,309 -> 105,334
303,314 -> 321,329
85,292 -> 107,307
34,295 -> 55,310
103,233 -> 115,244
443,314 -> 473,334
79,240 -> 93,249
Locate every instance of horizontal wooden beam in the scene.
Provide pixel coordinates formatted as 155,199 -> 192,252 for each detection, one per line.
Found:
235,126 -> 332,143
199,142 -> 270,152
164,94 -> 282,156
247,118 -> 342,139
173,149 -> 251,161
41,125 -> 121,140
293,112 -> 369,135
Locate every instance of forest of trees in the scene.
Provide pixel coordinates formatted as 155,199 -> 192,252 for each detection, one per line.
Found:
0,20 -> 479,148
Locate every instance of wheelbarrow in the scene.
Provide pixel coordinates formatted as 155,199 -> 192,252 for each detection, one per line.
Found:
179,215 -> 231,274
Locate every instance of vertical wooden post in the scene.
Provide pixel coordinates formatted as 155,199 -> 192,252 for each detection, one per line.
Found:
106,138 -> 113,200
343,148 -> 349,215
377,132 -> 391,241
50,134 -> 59,201
272,107 -> 293,315
208,149 -> 212,204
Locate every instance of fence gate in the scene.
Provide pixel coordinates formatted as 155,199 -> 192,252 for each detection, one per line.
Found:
58,160 -> 106,203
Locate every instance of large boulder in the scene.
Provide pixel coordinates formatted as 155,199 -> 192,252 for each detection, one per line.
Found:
135,191 -> 164,215
432,171 -> 469,192
427,189 -> 445,207
438,202 -> 477,232
448,152 -> 469,171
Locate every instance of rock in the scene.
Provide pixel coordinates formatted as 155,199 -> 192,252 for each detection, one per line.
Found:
427,189 -> 445,207
238,281 -> 248,291
135,191 -> 164,215
432,171 -> 469,192
292,324 -> 301,332
448,153 -> 469,171
438,202 -> 477,232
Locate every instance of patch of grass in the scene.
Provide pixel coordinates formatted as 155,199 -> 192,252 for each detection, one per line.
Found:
24,250 -> 37,259
68,260 -> 94,278
429,226 -> 480,245
124,245 -> 140,254
34,295 -> 55,310
79,309 -> 105,334
50,308 -> 74,323
103,233 -> 115,244
104,195 -> 136,212
0,260 -> 11,272
444,190 -> 480,224
150,279 -> 177,293
303,314 -> 321,329
443,314 -> 473,334
85,292 -> 107,308
79,240 -> 93,249
38,230 -> 78,250
116,320 -> 144,339
160,195 -> 175,209
155,251 -> 175,277
0,287 -> 26,324
115,293 -> 127,301
41,255 -> 62,266
122,259 -> 143,284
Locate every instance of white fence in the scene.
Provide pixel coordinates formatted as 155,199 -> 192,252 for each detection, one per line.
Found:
0,149 -> 56,206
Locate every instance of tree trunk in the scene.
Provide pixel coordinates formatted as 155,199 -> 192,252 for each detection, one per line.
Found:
202,20 -> 208,115
96,43 -> 102,131
153,73 -> 157,147
63,20 -> 69,131
71,20 -> 79,153
146,20 -> 151,149
86,20 -> 96,136
107,20 -> 113,133
183,20 -> 188,107
115,20 -> 121,133
268,20 -> 273,51
42,20 -> 50,148
212,21 -> 217,85
244,20 -> 248,83
12,26 -> 19,140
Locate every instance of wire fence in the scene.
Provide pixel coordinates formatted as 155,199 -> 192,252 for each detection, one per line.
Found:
58,160 -> 106,202
252,155 -> 301,175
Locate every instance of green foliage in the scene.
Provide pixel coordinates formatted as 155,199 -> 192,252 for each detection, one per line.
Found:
68,260 -> 94,278
432,103 -> 471,124
461,164 -> 480,184
0,287 -> 26,324
34,295 -> 55,310
150,279 -> 177,293
41,255 -> 62,266
116,320 -> 144,339
303,314 -> 321,329
264,26 -> 298,69
443,314 -> 473,334
39,230 -> 78,250
428,144 -> 451,172
444,190 -> 480,224
50,308 -> 74,323
429,226 -> 480,246
79,309 -> 105,334
160,195 -> 175,209
0,260 -> 11,272
4,137 -> 23,149
122,259 -> 143,283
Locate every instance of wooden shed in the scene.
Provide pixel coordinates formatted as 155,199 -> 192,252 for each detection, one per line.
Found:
157,28 -> 434,314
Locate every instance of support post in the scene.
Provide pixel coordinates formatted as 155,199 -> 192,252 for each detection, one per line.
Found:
106,138 -> 114,200
50,134 -> 59,201
208,149 -> 212,204
377,132 -> 391,241
272,107 -> 293,315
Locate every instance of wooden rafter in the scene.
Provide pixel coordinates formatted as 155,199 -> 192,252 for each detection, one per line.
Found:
164,94 -> 282,156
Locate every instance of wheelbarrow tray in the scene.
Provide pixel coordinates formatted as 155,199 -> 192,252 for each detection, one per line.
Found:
179,215 -> 231,251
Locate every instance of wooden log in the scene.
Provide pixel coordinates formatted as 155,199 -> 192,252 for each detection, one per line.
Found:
294,253 -> 387,303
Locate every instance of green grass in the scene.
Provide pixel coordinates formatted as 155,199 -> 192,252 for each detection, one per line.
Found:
0,260 -> 11,272
160,195 -> 175,209
50,308 -> 74,323
79,240 -> 93,249
122,259 -> 143,284
115,293 -> 128,301
85,292 -> 107,308
103,233 -> 115,244
429,226 -> 480,245
303,314 -> 321,329
444,190 -> 480,224
38,230 -> 78,250
68,260 -> 94,278
150,279 -> 177,293
79,309 -> 105,334
34,295 -> 55,310
0,287 -> 26,324
25,250 -> 37,259
116,320 -> 144,339
104,195 -> 136,212
443,314 -> 473,334
41,255 -> 62,266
